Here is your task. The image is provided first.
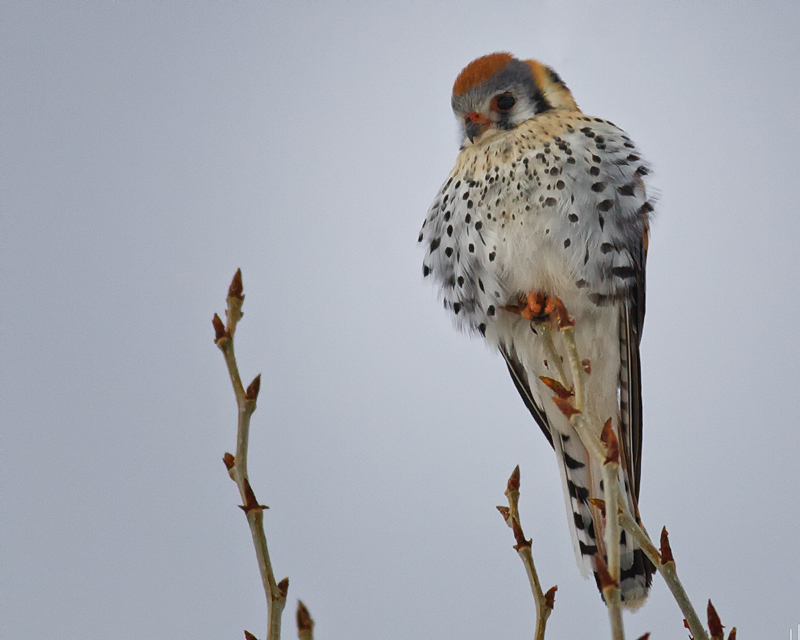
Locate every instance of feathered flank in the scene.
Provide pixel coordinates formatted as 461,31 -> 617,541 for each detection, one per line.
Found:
452,52 -> 514,96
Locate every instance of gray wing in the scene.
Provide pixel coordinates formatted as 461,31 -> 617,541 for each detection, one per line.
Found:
619,222 -> 648,501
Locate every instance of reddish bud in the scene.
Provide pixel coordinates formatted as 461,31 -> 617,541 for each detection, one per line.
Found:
545,296 -> 575,329
728,628 -> 737,640
296,600 -> 314,631
228,269 -> 244,300
239,478 -> 268,513
539,376 -> 573,399
507,465 -> 520,492
212,313 -> 227,342
552,396 -> 580,418
708,600 -> 724,639
601,419 -> 620,465
582,358 -> 592,374
635,634 -> 650,640
660,526 -> 674,564
511,516 -> 530,550
243,631 -> 258,640
544,585 -> 557,609
222,452 -> 235,470
245,374 -> 261,401
589,497 -> 606,518
496,505 -> 511,521
594,553 -> 618,590
277,577 -> 289,597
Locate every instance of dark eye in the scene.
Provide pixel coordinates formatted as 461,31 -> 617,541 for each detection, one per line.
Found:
494,93 -> 516,112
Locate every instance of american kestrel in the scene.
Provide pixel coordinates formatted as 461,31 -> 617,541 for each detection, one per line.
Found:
419,53 -> 654,606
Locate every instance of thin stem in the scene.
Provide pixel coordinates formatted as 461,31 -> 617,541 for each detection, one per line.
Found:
540,324 -> 568,385
561,319 -> 622,639
558,328 -> 607,464
603,464 -> 621,584
215,271 -> 287,640
606,587 -> 625,640
500,467 -> 555,640
561,327 -> 584,412
518,546 -> 552,640
602,461 -> 624,640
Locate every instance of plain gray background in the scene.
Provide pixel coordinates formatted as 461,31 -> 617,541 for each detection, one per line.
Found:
3,2 -> 799,638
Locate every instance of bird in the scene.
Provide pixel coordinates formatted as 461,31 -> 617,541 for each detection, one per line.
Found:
419,52 -> 655,607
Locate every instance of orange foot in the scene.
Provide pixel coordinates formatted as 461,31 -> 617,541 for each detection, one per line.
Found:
504,292 -> 575,328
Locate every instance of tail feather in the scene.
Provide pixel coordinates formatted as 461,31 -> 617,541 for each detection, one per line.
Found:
555,432 -> 653,607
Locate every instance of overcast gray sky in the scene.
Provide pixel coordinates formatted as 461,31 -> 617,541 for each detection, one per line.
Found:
3,2 -> 799,639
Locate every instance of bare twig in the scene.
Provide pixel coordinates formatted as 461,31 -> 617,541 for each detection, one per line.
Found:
557,323 -> 624,639
600,422 -> 624,640
595,554 -> 624,639
215,269 -> 288,640
540,323 -> 568,384
497,466 -> 556,640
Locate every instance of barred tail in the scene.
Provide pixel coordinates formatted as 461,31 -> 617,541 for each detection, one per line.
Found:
554,432 -> 654,608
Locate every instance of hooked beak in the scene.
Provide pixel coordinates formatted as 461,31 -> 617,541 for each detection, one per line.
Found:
465,112 -> 490,143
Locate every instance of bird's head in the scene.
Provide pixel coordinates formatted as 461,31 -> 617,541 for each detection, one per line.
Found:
451,52 -> 580,146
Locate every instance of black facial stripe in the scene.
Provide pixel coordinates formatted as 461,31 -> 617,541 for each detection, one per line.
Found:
497,112 -> 514,130
531,85 -> 552,114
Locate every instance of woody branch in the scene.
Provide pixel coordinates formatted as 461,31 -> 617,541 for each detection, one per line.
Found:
535,300 -> 624,639
497,466 -> 557,640
213,269 -> 288,640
